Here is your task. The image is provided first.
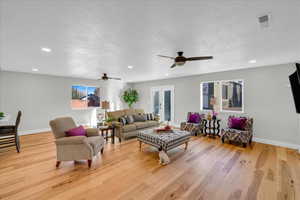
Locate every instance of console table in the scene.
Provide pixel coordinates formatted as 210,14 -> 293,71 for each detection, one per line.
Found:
203,119 -> 221,138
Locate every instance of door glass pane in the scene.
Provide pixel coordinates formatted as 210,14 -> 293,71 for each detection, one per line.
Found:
202,82 -> 214,110
201,82 -> 220,111
164,90 -> 171,121
153,91 -> 160,115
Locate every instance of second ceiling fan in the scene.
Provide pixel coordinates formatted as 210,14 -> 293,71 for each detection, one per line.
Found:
158,51 -> 213,68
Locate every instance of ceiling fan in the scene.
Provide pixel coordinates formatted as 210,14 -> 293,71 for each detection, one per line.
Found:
98,73 -> 121,81
158,51 -> 213,68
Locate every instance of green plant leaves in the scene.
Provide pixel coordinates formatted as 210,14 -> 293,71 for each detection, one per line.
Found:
122,89 -> 139,108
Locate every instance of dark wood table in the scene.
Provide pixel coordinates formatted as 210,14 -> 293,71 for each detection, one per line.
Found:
98,125 -> 116,144
203,119 -> 221,138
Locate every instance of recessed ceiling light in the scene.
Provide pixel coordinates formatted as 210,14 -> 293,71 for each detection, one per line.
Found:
41,47 -> 52,52
165,73 -> 169,76
128,65 -> 133,69
32,68 -> 39,72
248,59 -> 257,64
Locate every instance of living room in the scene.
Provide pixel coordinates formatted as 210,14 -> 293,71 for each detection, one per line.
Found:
0,1 -> 300,200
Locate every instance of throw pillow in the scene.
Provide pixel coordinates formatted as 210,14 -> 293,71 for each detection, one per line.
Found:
65,125 -> 86,137
142,114 -> 148,121
133,114 -> 146,122
125,115 -> 135,124
188,113 -> 201,123
229,117 -> 247,130
119,116 -> 127,125
146,113 -> 154,120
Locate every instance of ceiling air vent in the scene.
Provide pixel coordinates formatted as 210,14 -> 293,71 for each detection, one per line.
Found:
258,14 -> 270,28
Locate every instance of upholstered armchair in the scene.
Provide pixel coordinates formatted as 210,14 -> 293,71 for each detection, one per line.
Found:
180,112 -> 205,136
220,116 -> 253,147
49,117 -> 104,168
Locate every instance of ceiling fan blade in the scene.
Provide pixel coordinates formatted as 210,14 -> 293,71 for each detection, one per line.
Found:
170,63 -> 176,68
108,77 -> 122,80
186,56 -> 213,61
158,55 -> 175,60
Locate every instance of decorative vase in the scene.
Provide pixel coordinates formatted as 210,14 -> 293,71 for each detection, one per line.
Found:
207,113 -> 212,121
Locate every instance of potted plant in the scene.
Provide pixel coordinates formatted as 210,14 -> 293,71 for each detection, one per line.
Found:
122,89 -> 139,108
104,117 -> 116,127
0,112 -> 4,119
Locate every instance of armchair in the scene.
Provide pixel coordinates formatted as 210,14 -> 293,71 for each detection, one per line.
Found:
49,117 -> 104,168
180,112 -> 205,136
220,116 -> 253,147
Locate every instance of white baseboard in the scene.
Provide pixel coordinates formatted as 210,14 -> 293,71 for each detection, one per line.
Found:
253,137 -> 300,150
20,128 -> 51,136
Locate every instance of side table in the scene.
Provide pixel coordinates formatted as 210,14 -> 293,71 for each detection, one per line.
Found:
203,119 -> 221,138
98,125 -> 116,144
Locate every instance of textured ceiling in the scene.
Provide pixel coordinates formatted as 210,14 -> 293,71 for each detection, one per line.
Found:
1,0 -> 300,82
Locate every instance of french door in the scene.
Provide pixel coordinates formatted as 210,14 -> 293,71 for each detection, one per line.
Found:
151,85 -> 174,122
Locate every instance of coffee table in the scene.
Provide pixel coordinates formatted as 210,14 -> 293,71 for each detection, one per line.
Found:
137,129 -> 191,164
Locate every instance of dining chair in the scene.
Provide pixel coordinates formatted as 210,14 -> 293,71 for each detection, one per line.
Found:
0,111 -> 22,152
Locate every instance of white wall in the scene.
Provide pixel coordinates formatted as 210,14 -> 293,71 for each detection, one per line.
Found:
132,63 -> 299,148
0,71 -> 129,134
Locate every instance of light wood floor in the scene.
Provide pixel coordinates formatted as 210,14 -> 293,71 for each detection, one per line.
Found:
0,132 -> 299,200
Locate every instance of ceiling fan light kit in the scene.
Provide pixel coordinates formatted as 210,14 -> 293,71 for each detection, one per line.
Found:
158,51 -> 213,68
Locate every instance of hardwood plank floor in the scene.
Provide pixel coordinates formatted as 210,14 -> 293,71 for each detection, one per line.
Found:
0,132 -> 299,200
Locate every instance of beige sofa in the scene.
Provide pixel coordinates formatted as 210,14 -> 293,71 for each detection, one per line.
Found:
107,109 -> 159,141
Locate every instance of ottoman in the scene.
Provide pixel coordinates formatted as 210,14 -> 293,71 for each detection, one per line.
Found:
137,129 -> 191,164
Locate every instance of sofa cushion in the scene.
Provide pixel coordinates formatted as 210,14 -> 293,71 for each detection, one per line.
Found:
135,109 -> 144,115
134,122 -> 150,129
133,114 -> 146,122
122,124 -> 137,132
147,120 -> 159,127
107,110 -> 125,120
124,109 -> 136,116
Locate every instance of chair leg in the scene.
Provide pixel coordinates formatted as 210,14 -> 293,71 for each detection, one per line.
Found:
221,137 -> 225,143
56,161 -> 61,168
88,160 -> 92,168
101,148 -> 104,154
242,143 -> 247,148
15,135 -> 20,153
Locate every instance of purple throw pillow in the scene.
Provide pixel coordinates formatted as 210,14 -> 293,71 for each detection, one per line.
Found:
65,125 -> 86,137
229,117 -> 247,130
188,113 -> 201,123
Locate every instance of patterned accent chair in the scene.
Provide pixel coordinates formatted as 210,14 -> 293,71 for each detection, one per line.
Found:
180,112 -> 205,136
220,116 -> 253,147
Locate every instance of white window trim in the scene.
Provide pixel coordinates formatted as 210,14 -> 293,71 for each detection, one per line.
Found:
200,79 -> 244,113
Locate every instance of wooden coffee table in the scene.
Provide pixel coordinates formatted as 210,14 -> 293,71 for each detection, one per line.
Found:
137,129 -> 191,164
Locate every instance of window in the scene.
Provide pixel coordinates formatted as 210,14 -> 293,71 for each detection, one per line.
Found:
71,85 -> 101,109
200,80 -> 244,113
221,80 -> 243,112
